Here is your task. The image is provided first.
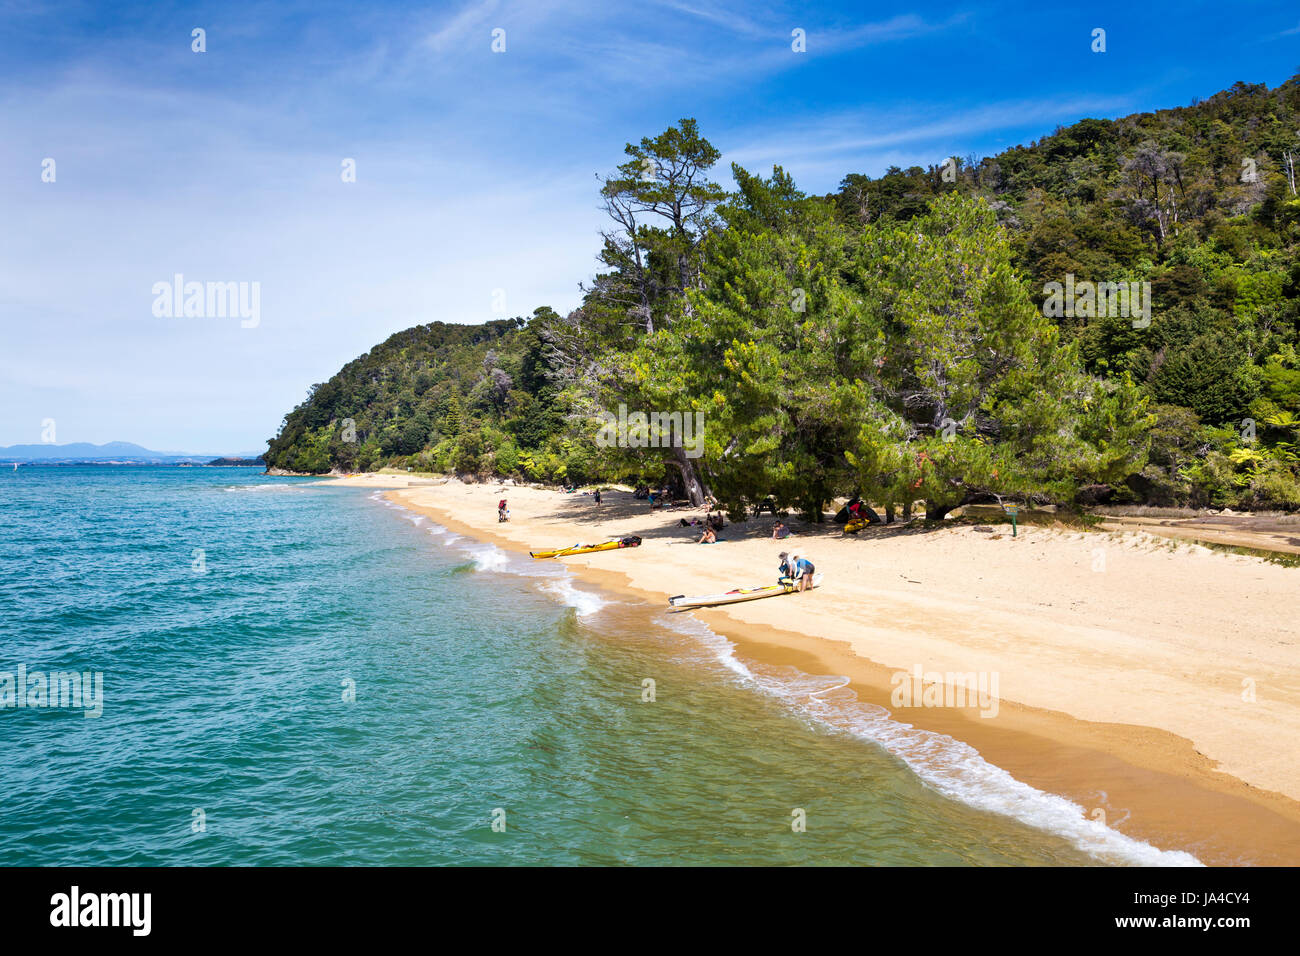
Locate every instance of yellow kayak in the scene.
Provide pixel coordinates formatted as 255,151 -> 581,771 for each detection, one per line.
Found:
530,536 -> 641,559
669,573 -> 823,609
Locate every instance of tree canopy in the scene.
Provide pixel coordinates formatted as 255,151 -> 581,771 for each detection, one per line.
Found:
267,75 -> 1300,513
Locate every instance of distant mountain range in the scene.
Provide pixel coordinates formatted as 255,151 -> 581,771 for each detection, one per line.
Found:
0,442 -> 266,464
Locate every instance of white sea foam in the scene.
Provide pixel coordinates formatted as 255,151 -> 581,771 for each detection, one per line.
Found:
659,613 -> 1202,867
465,543 -> 510,573
542,578 -> 610,617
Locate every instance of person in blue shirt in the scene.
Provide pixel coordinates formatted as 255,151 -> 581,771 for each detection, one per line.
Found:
779,552 -> 816,592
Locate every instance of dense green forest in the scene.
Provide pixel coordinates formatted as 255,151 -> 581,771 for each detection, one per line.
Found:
266,74 -> 1300,517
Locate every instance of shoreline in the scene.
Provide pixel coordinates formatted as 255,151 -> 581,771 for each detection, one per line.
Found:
329,474 -> 1300,865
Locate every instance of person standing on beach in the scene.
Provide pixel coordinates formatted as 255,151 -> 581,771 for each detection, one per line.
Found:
780,552 -> 815,592
594,488 -> 602,506
793,553 -> 815,592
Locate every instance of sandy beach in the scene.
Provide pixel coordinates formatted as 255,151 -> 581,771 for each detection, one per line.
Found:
326,474 -> 1300,864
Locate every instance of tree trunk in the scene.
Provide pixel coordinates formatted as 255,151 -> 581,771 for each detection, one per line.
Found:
925,502 -> 952,520
885,504 -> 895,524
672,445 -> 708,506
903,501 -> 912,521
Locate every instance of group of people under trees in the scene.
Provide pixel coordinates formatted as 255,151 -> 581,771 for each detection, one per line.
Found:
692,511 -> 725,544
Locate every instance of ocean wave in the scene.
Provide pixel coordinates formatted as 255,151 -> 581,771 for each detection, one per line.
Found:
659,613 -> 1201,867
541,578 -> 610,617
461,543 -> 509,572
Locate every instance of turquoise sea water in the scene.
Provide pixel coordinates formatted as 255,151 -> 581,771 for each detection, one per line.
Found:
0,467 -> 1198,865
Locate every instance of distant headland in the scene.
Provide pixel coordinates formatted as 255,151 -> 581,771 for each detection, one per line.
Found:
0,441 -> 265,466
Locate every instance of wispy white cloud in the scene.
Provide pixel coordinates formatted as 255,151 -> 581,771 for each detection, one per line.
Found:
723,93 -> 1138,180
813,12 -> 970,53
649,0 -> 772,38
424,0 -> 501,54
408,4 -> 968,105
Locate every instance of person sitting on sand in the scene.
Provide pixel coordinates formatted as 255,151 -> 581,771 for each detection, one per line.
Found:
706,511 -> 725,533
772,520 -> 789,539
697,526 -> 717,544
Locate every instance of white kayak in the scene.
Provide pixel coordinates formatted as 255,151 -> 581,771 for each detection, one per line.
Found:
669,573 -> 823,609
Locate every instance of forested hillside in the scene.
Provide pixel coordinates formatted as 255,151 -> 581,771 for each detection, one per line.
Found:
267,74 -> 1300,516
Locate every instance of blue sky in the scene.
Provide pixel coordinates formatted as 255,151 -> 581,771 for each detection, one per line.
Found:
1,1 -> 1297,452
